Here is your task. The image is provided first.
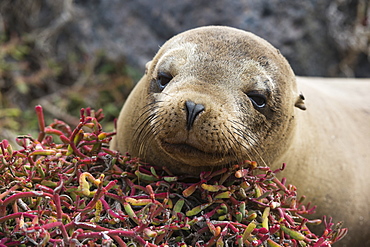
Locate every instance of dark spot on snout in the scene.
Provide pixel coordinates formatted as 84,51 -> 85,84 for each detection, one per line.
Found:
185,100 -> 205,130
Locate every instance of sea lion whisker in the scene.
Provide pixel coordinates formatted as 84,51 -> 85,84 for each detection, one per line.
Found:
136,120 -> 163,158
134,107 -> 168,137
139,121 -> 168,158
233,129 -> 267,167
219,126 -> 241,162
133,104 -> 162,126
228,120 -> 261,144
227,122 -> 268,167
133,99 -> 165,121
133,117 -> 157,149
223,124 -> 254,163
229,124 -> 260,147
220,134 -> 242,166
140,100 -> 164,110
134,115 -> 164,152
229,125 -> 267,167
133,109 -> 165,138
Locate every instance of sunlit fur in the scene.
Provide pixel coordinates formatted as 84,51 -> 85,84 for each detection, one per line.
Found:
111,26 -> 370,246
111,26 -> 303,174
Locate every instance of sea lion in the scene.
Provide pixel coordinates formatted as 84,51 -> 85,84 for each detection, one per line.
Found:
111,26 -> 370,246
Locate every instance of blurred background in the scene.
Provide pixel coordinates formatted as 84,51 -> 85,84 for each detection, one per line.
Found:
0,0 -> 369,142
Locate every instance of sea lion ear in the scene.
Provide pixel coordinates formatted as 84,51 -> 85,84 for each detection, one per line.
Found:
295,92 -> 306,110
145,61 -> 152,75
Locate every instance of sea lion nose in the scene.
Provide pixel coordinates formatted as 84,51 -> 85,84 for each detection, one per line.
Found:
185,100 -> 205,130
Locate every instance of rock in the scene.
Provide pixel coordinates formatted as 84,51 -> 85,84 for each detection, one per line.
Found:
0,0 -> 369,78
71,0 -> 369,77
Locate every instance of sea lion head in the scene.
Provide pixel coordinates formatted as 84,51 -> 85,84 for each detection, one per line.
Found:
113,26 -> 305,174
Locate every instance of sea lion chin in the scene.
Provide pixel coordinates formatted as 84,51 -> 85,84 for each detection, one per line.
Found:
111,26 -> 370,246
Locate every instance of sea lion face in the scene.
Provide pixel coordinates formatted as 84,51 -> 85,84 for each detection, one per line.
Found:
116,26 -> 305,173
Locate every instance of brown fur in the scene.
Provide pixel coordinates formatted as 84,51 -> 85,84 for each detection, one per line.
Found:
279,76 -> 370,246
111,26 -> 370,246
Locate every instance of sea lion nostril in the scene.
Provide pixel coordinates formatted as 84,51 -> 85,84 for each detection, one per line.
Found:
185,100 -> 205,130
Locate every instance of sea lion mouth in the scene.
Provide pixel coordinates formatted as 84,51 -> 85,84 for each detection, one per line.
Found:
159,141 -> 229,166
162,142 -> 210,155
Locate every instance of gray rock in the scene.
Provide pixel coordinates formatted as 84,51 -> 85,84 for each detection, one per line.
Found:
72,0 -> 368,77
1,0 -> 369,78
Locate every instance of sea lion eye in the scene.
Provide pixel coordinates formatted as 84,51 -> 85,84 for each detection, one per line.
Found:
247,93 -> 267,108
156,72 -> 173,90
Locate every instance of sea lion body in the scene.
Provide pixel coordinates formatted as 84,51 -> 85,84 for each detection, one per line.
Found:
280,77 -> 370,246
111,26 -> 370,246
